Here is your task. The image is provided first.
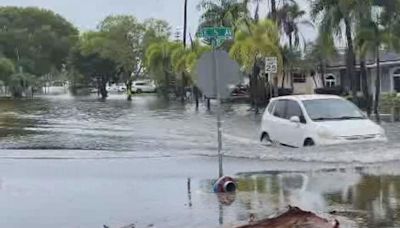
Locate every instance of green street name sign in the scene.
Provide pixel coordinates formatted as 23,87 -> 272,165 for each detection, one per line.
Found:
198,27 -> 233,39
197,27 -> 233,48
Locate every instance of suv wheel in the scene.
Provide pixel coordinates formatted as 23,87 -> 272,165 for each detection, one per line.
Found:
261,132 -> 272,145
304,138 -> 315,147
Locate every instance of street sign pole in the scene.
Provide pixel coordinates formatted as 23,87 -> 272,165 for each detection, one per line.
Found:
197,27 -> 234,179
210,38 -> 223,178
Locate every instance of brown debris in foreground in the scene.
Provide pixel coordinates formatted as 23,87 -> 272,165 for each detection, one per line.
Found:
236,206 -> 340,228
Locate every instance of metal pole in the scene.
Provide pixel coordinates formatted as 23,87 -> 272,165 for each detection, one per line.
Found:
212,39 -> 223,178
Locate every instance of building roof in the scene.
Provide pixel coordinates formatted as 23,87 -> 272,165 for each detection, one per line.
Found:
327,50 -> 400,69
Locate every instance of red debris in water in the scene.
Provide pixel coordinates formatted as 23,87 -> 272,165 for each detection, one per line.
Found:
236,206 -> 339,228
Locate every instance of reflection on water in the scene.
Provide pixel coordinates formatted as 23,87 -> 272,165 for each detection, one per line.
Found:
197,168 -> 400,228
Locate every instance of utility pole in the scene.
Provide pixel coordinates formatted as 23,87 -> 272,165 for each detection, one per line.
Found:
181,0 -> 188,103
271,0 -> 277,22
183,0 -> 188,47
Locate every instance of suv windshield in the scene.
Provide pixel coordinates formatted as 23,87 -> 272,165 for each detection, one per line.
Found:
303,99 -> 366,121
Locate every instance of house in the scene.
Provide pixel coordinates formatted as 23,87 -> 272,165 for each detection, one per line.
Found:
282,51 -> 400,97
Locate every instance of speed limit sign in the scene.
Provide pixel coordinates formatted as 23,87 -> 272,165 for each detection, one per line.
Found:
265,57 -> 277,74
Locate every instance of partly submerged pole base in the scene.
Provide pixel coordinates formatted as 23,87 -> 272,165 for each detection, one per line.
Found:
213,176 -> 237,193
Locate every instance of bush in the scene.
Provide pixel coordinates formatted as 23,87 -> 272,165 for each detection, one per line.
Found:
314,86 -> 343,95
278,88 -> 293,96
380,93 -> 400,113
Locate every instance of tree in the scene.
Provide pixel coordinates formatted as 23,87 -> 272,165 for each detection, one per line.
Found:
171,41 -> 211,85
198,0 -> 250,31
280,45 -> 302,88
0,58 -> 15,84
96,15 -> 146,100
7,72 -> 35,98
304,26 -> 337,88
357,21 -> 400,123
230,19 -> 282,108
145,41 -> 181,96
310,0 -> 358,102
69,41 -> 117,99
142,18 -> 172,49
355,0 -> 374,116
276,2 -> 312,49
0,7 -> 78,77
275,2 -> 313,89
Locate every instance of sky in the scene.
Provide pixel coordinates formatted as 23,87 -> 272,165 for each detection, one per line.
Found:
1,0 -> 317,42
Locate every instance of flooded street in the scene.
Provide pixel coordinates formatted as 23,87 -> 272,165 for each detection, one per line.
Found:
1,95 -> 400,227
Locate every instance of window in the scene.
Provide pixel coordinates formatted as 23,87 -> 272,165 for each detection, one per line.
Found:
273,100 -> 286,118
325,75 -> 336,88
286,100 -> 306,123
267,101 -> 276,114
293,73 -> 306,83
135,82 -> 147,86
393,68 -> 400,92
303,99 -> 365,121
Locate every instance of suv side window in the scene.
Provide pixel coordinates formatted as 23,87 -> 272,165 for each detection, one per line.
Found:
286,100 -> 306,123
273,100 -> 286,118
267,101 -> 276,114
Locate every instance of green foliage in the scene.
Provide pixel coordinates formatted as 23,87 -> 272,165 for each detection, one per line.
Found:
7,72 -> 35,97
78,16 -> 171,84
68,39 -> 118,98
68,16 -> 172,99
381,93 -> 400,113
98,15 -> 144,78
197,0 -> 250,31
145,40 -> 181,87
229,19 -> 282,73
276,2 -> 313,48
142,18 -> 172,49
145,39 -> 210,91
0,58 -> 15,83
0,7 -> 78,76
69,45 -> 117,83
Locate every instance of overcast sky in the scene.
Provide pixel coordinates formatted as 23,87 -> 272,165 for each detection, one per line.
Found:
1,0 -> 317,41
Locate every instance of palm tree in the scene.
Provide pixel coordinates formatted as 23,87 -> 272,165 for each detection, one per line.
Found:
230,19 -> 282,107
355,0 -> 400,121
280,45 -> 302,88
305,25 -> 337,88
355,0 -> 374,116
171,42 -> 211,85
145,41 -> 181,96
197,0 -> 250,31
275,2 -> 313,89
357,20 -> 400,123
310,0 -> 358,101
276,2 -> 312,49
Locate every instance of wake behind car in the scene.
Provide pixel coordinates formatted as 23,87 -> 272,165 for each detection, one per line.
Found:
260,95 -> 387,147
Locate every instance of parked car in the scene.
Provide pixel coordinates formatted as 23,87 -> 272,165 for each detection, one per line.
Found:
231,84 -> 249,97
260,95 -> 387,147
106,84 -> 126,93
131,80 -> 156,93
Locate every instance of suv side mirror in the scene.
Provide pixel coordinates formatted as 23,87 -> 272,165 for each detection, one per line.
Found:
290,116 -> 300,123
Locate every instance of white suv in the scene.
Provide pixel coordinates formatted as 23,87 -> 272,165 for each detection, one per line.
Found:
260,95 -> 387,147
131,80 -> 156,93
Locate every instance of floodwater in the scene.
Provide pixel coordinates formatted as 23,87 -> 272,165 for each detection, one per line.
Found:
1,94 -> 400,227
